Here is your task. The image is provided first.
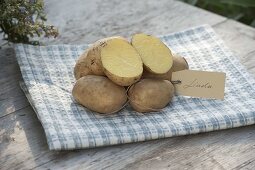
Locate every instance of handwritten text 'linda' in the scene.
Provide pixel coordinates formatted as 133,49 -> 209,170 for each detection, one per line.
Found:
183,79 -> 213,89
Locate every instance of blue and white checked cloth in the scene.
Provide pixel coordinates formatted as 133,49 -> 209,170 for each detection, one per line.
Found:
14,25 -> 255,150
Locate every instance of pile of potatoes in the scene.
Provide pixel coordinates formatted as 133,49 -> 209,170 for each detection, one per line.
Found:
72,34 -> 189,114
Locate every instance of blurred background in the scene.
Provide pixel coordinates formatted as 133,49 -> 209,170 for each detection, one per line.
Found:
179,0 -> 255,28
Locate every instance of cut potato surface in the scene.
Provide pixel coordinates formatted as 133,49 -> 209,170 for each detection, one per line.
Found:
142,54 -> 189,81
131,33 -> 173,74
101,39 -> 143,86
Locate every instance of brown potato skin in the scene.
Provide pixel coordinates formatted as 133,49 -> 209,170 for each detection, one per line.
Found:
142,54 -> 189,81
142,69 -> 172,81
74,46 -> 104,80
72,75 -> 127,114
128,79 -> 174,113
74,36 -> 126,80
171,54 -> 189,72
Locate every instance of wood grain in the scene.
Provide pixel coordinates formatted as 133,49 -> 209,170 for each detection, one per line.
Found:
42,0 -> 226,44
0,47 -> 29,117
213,20 -> 255,78
0,0 -> 255,169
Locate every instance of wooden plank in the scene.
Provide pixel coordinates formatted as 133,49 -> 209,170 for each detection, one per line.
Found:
123,125 -> 255,170
0,96 -> 29,118
0,107 -> 50,170
42,0 -> 226,44
213,20 -> 255,76
0,0 -> 255,169
0,47 -> 29,117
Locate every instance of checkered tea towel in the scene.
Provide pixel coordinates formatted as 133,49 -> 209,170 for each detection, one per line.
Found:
14,25 -> 255,150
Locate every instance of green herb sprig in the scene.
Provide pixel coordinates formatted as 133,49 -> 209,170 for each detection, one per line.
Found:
0,0 -> 58,45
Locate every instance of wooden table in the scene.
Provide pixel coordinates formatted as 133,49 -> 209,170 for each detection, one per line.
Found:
1,0 -> 255,169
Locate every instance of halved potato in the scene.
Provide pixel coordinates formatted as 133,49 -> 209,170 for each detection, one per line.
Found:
142,54 -> 189,81
101,38 -> 143,86
131,33 -> 173,74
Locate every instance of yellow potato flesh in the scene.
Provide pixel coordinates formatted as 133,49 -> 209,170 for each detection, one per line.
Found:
101,39 -> 143,78
132,34 -> 173,74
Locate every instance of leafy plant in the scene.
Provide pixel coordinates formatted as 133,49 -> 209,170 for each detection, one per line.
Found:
180,0 -> 255,28
0,0 -> 58,45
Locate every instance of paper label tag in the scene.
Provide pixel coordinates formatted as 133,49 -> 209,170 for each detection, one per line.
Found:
172,70 -> 226,99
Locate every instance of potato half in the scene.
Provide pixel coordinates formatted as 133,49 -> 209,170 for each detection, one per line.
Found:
131,33 -> 173,74
142,54 -> 189,81
72,75 -> 127,114
128,79 -> 174,113
101,38 -> 143,86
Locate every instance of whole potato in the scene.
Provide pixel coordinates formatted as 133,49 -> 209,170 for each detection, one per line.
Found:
128,79 -> 174,112
171,54 -> 189,72
72,75 -> 127,114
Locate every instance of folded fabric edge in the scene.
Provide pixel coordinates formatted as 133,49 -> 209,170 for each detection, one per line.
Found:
19,81 -> 38,114
19,81 -> 55,149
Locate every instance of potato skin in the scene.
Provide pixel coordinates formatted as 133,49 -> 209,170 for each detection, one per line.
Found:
74,36 -> 126,80
74,46 -> 104,80
171,54 -> 189,72
72,75 -> 127,114
142,54 -> 189,81
128,79 -> 174,112
142,69 -> 172,81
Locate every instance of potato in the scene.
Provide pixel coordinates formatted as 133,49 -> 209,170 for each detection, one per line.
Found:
74,36 -> 125,80
171,54 -> 189,72
72,75 -> 127,114
128,79 -> 174,112
101,38 -> 143,86
131,33 -> 173,74
142,69 -> 172,81
142,54 -> 189,81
